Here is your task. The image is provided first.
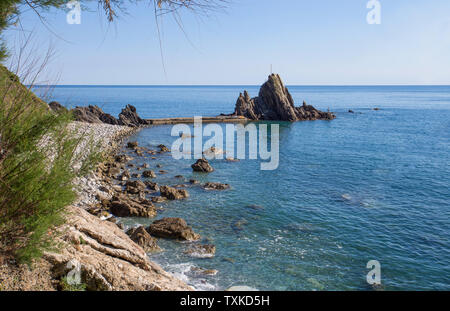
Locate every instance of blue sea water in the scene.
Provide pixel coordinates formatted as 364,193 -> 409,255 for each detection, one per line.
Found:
40,85 -> 450,290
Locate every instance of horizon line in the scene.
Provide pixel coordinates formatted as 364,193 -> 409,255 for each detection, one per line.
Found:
32,84 -> 450,87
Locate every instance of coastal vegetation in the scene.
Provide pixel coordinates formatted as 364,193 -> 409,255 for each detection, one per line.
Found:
0,63 -> 100,264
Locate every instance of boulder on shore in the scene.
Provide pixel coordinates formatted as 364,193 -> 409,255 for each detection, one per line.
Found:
191,159 -> 214,173
230,74 -> 335,121
126,226 -> 161,253
147,217 -> 200,241
109,194 -> 156,218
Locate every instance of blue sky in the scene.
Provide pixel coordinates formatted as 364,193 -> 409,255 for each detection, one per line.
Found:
5,0 -> 450,85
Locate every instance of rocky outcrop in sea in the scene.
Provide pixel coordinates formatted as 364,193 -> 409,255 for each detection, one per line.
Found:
53,104 -> 150,127
229,74 -> 335,121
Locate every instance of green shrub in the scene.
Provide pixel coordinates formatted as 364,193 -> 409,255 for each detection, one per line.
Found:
0,64 -> 100,264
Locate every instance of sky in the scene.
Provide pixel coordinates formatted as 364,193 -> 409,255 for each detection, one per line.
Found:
4,0 -> 450,85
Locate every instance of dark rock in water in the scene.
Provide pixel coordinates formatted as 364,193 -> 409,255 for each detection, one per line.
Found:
189,179 -> 200,184
127,141 -> 138,149
147,217 -> 200,241
158,144 -> 170,152
126,226 -> 160,253
175,175 -> 184,179
246,204 -> 264,210
142,170 -> 156,178
203,182 -> 230,190
118,104 -> 149,127
160,185 -> 189,200
373,108 -> 380,111
184,244 -> 216,258
348,109 -> 355,113
48,101 -> 68,113
144,181 -> 159,192
109,194 -> 156,218
230,74 -> 335,121
192,159 -> 214,173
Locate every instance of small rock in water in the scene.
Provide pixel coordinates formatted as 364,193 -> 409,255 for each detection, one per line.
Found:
147,217 -> 200,241
341,194 -> 352,201
184,244 -> 216,258
160,185 -> 189,200
127,141 -> 138,149
192,159 -> 214,173
142,170 -> 156,178
158,144 -> 170,152
203,182 -> 230,190
246,204 -> 264,210
190,267 -> 218,276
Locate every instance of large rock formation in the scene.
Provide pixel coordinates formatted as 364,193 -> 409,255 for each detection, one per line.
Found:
70,104 -> 148,127
231,74 -> 335,121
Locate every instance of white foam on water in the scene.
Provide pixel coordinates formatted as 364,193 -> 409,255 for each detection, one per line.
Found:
163,262 -> 218,291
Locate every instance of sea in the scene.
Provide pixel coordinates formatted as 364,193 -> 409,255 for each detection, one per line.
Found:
37,85 -> 450,290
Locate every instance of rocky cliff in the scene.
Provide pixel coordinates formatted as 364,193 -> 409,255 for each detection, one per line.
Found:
62,104 -> 149,127
232,74 -> 335,121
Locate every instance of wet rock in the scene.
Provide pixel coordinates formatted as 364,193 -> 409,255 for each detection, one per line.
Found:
158,144 -> 170,152
144,181 -> 159,192
160,185 -> 189,200
142,170 -> 157,178
189,179 -> 200,184
159,170 -> 168,174
127,141 -> 138,149
230,74 -> 335,121
131,173 -> 141,178
373,108 -> 380,111
190,267 -> 218,276
125,180 -> 146,194
147,217 -> 200,241
175,175 -> 184,179
348,109 -> 354,113
203,182 -> 230,190
126,226 -> 161,253
142,163 -> 149,168
192,159 -> 214,173
184,244 -> 216,258
109,195 -> 156,218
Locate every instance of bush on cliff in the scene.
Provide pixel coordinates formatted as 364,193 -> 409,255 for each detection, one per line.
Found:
0,64 -> 99,264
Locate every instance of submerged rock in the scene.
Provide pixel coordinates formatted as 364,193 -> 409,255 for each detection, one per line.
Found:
126,226 -> 161,253
127,141 -> 138,149
203,182 -> 230,190
147,217 -> 200,241
184,244 -> 216,258
158,144 -> 170,152
230,74 -> 335,121
160,185 -> 189,200
192,159 -> 214,173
